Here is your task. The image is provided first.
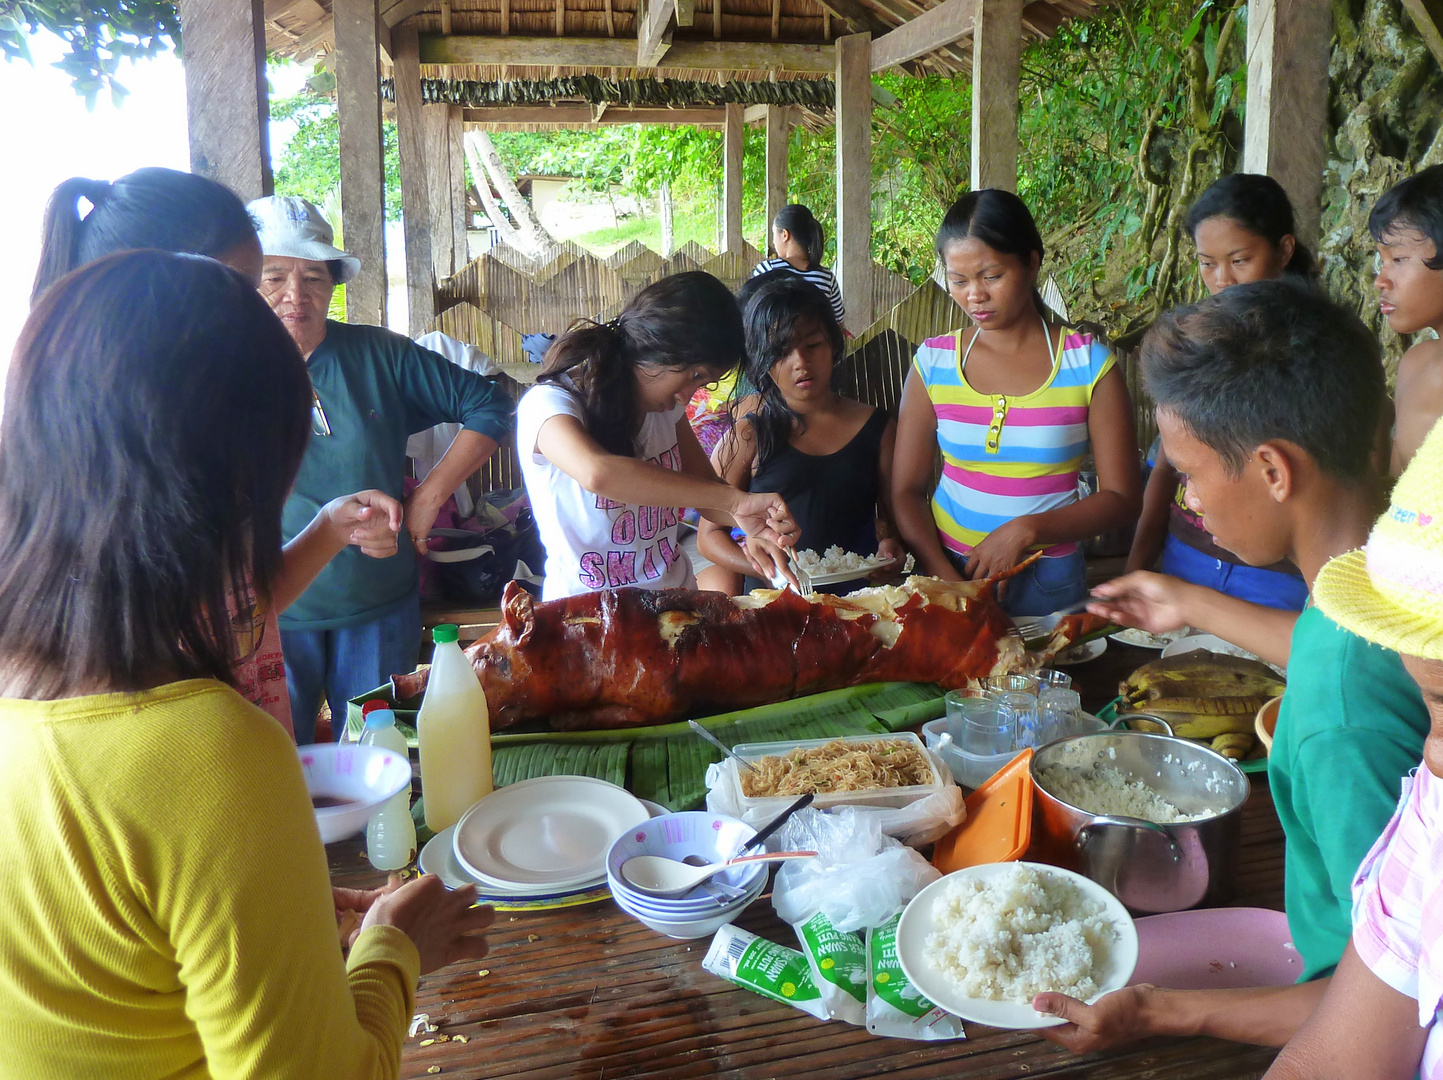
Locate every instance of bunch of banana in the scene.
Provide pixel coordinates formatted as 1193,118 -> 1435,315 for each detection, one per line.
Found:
1120,653 -> 1286,760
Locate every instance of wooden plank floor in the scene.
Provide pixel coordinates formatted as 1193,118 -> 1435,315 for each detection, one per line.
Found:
330,637 -> 1286,1079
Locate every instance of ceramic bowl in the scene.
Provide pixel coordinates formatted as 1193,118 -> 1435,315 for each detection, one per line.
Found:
299,742 -> 412,844
606,812 -> 766,907
611,883 -> 763,939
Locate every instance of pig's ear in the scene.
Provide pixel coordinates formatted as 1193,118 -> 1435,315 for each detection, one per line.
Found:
501,581 -> 536,646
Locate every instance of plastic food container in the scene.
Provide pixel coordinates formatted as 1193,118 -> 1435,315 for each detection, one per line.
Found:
729,732 -> 947,817
922,712 -> 1109,789
932,748 -> 1034,873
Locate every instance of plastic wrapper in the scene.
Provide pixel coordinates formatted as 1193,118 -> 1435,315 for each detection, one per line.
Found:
865,913 -> 965,1041
703,925 -> 829,1020
793,910 -> 867,1025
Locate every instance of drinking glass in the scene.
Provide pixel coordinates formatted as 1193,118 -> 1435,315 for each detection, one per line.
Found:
984,673 -> 1040,698
997,690 -> 1040,749
955,698 -> 1015,757
1035,669 -> 1073,690
1038,687 -> 1082,743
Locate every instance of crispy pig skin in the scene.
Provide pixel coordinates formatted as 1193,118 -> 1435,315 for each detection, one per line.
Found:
392,567 -> 1084,731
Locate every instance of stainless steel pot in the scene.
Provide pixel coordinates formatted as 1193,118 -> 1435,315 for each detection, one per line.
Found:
1030,731 -> 1250,914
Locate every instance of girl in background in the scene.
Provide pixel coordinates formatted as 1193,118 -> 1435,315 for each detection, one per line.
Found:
892,189 -> 1140,617
1125,173 -> 1314,611
699,275 -> 901,593
752,204 -> 847,330
517,271 -> 798,600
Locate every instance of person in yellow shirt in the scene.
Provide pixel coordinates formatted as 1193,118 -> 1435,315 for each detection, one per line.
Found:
0,250 -> 494,1079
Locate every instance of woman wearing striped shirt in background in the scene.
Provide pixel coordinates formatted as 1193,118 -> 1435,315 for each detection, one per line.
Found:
752,203 -> 847,331
892,189 -> 1141,616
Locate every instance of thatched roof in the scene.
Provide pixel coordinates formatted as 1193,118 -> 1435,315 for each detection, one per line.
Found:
268,0 -> 1121,78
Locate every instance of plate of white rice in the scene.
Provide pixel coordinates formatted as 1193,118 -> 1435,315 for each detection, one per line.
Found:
895,862 -> 1137,1029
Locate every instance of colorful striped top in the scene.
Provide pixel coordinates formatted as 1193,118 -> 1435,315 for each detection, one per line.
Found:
912,327 -> 1116,558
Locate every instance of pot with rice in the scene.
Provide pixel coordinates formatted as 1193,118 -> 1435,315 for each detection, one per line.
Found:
1030,731 -> 1249,914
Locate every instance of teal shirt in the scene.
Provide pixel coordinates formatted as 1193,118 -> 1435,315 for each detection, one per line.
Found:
280,321 -> 514,630
1268,606 -> 1428,981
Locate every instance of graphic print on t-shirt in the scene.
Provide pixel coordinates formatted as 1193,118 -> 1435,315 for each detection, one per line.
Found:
579,445 -> 688,589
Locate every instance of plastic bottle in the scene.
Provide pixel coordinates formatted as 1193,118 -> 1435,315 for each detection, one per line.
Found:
360,702 -> 417,871
417,624 -> 493,832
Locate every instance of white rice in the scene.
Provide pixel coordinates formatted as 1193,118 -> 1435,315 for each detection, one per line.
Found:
792,546 -> 914,577
1037,764 -> 1216,823
925,864 -> 1116,1002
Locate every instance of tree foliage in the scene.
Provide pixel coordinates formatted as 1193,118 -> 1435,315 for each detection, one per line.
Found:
270,81 -> 404,221
0,0 -> 178,105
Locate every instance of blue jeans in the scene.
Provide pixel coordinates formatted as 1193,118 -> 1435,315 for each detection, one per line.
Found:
1159,534 -> 1309,612
948,548 -> 1088,617
280,596 -> 423,744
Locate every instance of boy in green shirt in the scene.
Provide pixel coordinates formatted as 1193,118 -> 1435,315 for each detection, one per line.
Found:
1033,278 -> 1428,1049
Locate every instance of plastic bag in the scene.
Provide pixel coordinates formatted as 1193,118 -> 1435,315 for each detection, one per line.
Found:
704,759 -> 965,847
771,807 -> 941,934
792,910 -> 867,1025
865,913 -> 965,1040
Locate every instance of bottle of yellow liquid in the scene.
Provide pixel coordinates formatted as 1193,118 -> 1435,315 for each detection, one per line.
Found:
418,624 -> 493,832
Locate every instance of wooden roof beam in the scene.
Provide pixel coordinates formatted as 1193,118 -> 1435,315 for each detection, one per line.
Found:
637,0 -> 677,66
462,104 -> 729,126
870,0 -> 978,70
421,33 -> 835,72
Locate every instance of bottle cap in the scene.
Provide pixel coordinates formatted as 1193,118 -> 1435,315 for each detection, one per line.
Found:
433,624 -> 460,644
360,699 -> 389,717
364,708 -> 397,730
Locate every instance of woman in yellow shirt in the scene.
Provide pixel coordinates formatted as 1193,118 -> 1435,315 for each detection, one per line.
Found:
0,250 -> 493,1079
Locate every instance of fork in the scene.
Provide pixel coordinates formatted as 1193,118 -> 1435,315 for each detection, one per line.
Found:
786,551 -> 814,598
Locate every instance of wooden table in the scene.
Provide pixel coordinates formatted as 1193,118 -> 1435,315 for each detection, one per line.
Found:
329,639 -> 1286,1079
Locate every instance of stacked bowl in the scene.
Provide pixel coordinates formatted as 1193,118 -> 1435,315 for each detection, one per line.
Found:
606,812 -> 768,939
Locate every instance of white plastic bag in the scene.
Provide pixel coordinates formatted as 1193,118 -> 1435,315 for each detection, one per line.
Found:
770,807 -> 941,934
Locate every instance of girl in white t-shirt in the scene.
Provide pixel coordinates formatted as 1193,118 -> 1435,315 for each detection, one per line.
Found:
516,272 -> 799,600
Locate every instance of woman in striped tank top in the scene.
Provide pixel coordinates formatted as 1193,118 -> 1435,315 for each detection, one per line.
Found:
892,190 -> 1142,616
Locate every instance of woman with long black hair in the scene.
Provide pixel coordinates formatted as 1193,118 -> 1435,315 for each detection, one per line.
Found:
516,271 -> 798,599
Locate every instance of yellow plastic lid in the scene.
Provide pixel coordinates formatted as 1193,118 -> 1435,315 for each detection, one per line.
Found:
931,748 -> 1034,874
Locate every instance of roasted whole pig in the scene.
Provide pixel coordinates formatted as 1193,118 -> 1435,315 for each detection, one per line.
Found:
393,574 -> 1108,731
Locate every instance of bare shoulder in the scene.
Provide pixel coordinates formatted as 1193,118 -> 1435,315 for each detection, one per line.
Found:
1397,338 -> 1443,390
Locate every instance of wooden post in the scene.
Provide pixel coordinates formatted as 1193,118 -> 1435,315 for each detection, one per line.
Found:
764,105 -> 790,249
1401,0 -> 1443,70
1243,0 -> 1331,245
450,107 -> 469,268
392,26 -> 435,334
722,102 -> 745,253
970,0 -> 1021,192
835,33 -> 873,329
176,0 -> 272,202
424,102 -> 455,280
333,0 -> 387,326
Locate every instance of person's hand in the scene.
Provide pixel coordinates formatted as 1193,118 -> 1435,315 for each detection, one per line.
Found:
872,537 -> 906,577
1087,571 -> 1193,633
742,535 -> 800,591
963,517 -> 1037,581
360,873 -> 495,976
323,490 -> 403,559
734,490 -> 799,549
1032,985 -> 1156,1053
334,882 -> 397,949
402,487 -> 446,556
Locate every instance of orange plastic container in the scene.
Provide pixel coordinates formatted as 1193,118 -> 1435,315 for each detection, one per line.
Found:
931,748 -> 1034,874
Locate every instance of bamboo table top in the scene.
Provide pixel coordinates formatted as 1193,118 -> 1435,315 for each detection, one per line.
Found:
329,638 -> 1286,1079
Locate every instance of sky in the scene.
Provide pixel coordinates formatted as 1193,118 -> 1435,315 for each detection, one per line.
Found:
0,35 -> 311,358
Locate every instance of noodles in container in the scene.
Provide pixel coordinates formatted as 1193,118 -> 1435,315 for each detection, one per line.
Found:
729,734 -> 947,816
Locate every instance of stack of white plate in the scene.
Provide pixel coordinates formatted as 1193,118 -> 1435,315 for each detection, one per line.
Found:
418,775 -> 650,904
606,811 -> 768,939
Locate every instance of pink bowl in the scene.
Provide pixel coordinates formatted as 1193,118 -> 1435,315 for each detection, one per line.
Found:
1129,906 -> 1300,989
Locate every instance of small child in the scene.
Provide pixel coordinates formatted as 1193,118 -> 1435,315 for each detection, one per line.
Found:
698,275 -> 900,593
1371,164 -> 1443,475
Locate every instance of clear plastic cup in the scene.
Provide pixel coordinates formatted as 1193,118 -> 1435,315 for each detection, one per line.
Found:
996,690 -> 1040,748
945,687 -> 991,717
955,698 -> 1015,757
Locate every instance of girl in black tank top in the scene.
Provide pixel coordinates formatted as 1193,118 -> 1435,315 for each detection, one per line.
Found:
697,275 -> 902,593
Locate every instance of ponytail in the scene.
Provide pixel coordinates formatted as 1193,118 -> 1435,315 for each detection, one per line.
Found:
31,178 -> 113,304
31,167 -> 256,306
537,271 -> 745,458
1186,173 -> 1317,282
773,204 -> 825,269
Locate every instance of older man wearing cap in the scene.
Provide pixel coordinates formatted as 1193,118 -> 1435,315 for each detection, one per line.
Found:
249,195 -> 514,743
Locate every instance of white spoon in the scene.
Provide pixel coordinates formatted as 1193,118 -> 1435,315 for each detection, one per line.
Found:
619,850 -> 818,898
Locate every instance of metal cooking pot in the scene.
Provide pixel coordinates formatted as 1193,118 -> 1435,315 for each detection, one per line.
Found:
1030,731 -> 1250,914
